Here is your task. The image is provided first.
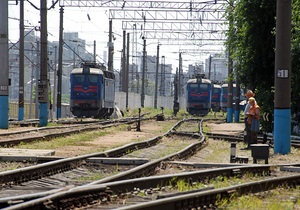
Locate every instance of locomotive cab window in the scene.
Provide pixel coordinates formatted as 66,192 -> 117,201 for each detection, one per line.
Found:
74,75 -> 85,83
199,84 -> 209,91
88,75 -> 98,84
212,88 -> 219,93
189,84 -> 198,90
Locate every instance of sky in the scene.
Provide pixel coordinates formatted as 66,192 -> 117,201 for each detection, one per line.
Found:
8,1 -> 225,72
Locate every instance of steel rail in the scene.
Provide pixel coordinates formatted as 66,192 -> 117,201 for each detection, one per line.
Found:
115,173 -> 300,210
3,165 -> 271,209
0,118 -> 204,208
0,118 -> 141,146
0,118 -> 201,186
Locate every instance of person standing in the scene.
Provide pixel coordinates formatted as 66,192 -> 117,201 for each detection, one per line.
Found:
243,90 -> 255,148
246,97 -> 260,146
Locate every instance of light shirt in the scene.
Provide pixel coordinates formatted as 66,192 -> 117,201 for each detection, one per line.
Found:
244,102 -> 250,115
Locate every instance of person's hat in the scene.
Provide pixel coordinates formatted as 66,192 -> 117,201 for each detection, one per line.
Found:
245,90 -> 255,97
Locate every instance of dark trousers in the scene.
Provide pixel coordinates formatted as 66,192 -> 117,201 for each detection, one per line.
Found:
246,123 -> 251,147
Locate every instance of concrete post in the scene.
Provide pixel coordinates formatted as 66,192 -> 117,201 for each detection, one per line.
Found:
274,0 -> 292,154
0,0 -> 9,128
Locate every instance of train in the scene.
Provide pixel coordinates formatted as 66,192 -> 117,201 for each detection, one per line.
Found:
220,83 -> 237,112
186,75 -> 246,115
211,84 -> 221,112
220,83 -> 246,112
70,62 -> 116,118
186,75 -> 212,115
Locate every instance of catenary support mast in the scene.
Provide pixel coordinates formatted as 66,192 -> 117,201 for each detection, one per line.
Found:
57,6 -> 64,119
38,0 -> 49,126
274,0 -> 292,154
0,0 -> 9,129
19,0 -> 25,121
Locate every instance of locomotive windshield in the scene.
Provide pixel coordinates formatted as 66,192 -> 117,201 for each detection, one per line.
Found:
189,84 -> 198,90
189,83 -> 209,91
73,74 -> 98,84
74,75 -> 85,83
199,84 -> 209,91
212,88 -> 220,93
222,87 -> 237,95
88,75 -> 98,84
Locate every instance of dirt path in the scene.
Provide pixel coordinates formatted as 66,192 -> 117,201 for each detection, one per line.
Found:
54,120 -> 174,157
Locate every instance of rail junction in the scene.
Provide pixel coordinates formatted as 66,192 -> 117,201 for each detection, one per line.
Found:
0,115 -> 299,209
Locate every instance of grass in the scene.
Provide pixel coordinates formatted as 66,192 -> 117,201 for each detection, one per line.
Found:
217,186 -> 300,210
15,129 -> 110,150
127,136 -> 194,159
0,161 -> 33,172
176,179 -> 207,192
173,172 -> 287,209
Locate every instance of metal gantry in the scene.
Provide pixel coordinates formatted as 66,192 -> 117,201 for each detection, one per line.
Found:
59,0 -> 228,46
59,0 -> 226,10
122,21 -> 226,41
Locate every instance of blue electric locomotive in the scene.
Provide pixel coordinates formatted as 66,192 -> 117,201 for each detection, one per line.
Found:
70,62 -> 115,118
220,83 -> 247,112
211,84 -> 221,112
186,75 -> 212,115
220,83 -> 237,112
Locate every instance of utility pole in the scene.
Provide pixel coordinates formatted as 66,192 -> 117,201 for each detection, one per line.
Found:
227,50 -> 233,123
141,37 -> 146,107
122,30 -> 126,92
0,0 -> 9,128
19,0 -> 25,121
126,32 -> 130,110
154,44 -> 160,109
108,19 -> 114,72
274,0 -> 292,154
38,0 -> 49,126
93,40 -> 96,63
57,6 -> 63,119
132,24 -> 137,92
208,55 -> 212,80
35,41 -> 40,119
53,46 -> 57,119
29,50 -> 34,119
173,69 -> 179,116
234,79 -> 240,122
178,53 -> 182,97
160,56 -> 165,96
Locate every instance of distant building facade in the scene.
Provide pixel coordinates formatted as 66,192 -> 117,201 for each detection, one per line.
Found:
204,53 -> 228,83
187,63 -> 204,79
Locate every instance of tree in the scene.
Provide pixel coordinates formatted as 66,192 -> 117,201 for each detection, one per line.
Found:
225,0 -> 276,131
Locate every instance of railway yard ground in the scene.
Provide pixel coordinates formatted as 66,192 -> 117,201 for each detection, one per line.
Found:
0,118 -> 296,164
1,114 -> 300,209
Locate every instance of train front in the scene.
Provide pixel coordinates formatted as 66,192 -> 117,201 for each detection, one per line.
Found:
70,64 -> 103,118
211,84 -> 221,112
186,76 -> 212,115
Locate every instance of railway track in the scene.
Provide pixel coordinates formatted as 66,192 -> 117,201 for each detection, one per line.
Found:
1,118 -> 300,209
206,131 -> 300,148
0,117 -> 141,146
0,118 -> 205,208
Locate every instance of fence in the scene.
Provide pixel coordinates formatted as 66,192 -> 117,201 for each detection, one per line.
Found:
9,92 -> 187,119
